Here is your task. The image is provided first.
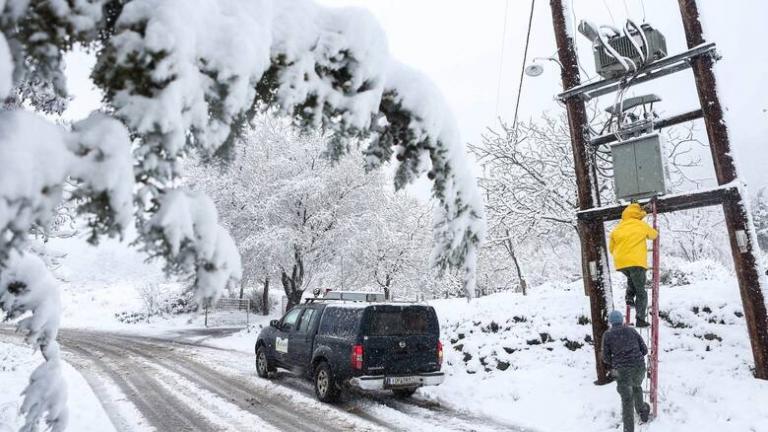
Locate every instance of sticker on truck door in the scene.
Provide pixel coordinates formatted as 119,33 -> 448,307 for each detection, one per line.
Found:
276,337 -> 288,353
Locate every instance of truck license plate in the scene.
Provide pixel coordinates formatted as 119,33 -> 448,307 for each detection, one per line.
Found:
385,376 -> 420,387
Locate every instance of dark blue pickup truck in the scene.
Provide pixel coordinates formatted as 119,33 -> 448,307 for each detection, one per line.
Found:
254,298 -> 444,402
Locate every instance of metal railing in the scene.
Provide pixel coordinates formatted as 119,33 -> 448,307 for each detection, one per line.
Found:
204,298 -> 250,330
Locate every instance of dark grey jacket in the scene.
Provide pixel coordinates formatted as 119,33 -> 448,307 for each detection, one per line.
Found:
602,324 -> 648,369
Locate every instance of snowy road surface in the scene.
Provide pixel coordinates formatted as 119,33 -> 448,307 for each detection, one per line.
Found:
7,329 -> 528,432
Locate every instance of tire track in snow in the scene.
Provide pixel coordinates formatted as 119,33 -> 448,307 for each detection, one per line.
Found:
119,332 -> 525,432
61,338 -> 221,432
61,330 -> 384,432
56,329 -> 531,432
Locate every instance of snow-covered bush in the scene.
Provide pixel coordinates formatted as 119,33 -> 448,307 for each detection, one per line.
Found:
659,256 -> 732,288
117,284 -> 196,323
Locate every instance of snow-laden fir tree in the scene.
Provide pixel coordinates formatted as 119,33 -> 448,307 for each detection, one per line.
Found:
0,2 -> 484,430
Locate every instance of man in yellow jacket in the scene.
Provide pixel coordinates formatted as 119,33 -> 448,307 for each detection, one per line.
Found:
609,203 -> 658,327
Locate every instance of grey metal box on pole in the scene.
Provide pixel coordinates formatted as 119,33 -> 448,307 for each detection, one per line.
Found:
611,133 -> 667,201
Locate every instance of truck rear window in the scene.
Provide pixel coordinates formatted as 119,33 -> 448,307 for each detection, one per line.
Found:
367,308 -> 435,336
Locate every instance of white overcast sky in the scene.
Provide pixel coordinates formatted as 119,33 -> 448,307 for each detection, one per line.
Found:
315,0 -> 768,193
64,0 -> 767,193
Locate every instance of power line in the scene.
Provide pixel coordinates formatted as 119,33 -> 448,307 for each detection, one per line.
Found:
494,0 -> 511,117
601,0 -> 617,25
511,0 -> 536,130
569,1 -> 595,81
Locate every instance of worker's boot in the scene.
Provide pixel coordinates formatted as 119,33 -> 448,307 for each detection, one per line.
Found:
636,319 -> 650,328
639,403 -> 651,423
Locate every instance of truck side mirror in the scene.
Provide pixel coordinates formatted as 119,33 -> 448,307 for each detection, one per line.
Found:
270,319 -> 280,329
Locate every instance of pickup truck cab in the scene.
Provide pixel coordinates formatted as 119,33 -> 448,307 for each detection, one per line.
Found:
254,295 -> 445,402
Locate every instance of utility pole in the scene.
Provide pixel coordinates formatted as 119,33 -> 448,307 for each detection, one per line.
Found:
678,0 -> 768,379
549,0 -> 612,384
548,0 -> 768,382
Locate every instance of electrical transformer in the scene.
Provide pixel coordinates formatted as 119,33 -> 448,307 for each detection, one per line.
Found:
594,24 -> 667,79
611,133 -> 668,201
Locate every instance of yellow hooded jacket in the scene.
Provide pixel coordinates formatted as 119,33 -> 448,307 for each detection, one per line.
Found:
609,203 -> 659,270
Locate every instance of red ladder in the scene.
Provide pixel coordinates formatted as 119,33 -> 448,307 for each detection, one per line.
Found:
623,200 -> 660,418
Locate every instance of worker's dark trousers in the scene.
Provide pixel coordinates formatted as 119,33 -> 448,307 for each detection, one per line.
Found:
616,365 -> 647,432
621,267 -> 647,323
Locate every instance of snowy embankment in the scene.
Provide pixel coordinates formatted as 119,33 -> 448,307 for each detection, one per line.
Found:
0,342 -> 115,432
421,259 -> 768,432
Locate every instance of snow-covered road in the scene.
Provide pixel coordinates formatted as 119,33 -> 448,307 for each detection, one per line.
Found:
48,329 -> 527,432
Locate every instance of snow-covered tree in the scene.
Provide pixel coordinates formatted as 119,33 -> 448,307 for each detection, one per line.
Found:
659,207 -> 730,265
189,115 -> 438,308
188,116 -> 380,309
1,1 -> 484,429
753,188 -> 768,252
349,194 -> 433,300
472,108 -> 708,290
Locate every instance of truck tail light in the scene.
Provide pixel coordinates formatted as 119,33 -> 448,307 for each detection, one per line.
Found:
437,340 -> 443,367
351,344 -> 364,370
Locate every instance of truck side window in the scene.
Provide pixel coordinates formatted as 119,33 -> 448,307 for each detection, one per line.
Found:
297,309 -> 317,334
280,308 -> 302,332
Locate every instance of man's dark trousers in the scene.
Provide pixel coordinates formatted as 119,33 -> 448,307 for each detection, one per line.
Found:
616,365 -> 646,432
621,266 -> 647,322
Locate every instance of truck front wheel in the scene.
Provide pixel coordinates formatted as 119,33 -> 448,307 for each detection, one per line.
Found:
314,361 -> 341,403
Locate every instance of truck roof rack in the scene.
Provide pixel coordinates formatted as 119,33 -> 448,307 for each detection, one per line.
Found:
305,291 -> 386,304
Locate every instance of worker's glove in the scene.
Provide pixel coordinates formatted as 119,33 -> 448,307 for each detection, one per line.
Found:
610,369 -> 619,378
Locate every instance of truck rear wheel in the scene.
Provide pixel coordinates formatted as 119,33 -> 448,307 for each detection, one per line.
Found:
314,361 -> 340,403
392,388 -> 417,398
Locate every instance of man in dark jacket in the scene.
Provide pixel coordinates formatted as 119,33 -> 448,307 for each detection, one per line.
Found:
602,310 -> 650,432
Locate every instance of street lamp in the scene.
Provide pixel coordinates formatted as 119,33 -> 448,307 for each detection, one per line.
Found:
524,56 -> 563,77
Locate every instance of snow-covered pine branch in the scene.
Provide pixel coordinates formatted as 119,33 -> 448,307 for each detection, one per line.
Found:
0,108 -> 133,431
0,250 -> 67,432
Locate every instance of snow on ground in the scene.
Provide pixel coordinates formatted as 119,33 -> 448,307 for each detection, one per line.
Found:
12,235 -> 768,432
420,259 -> 768,432
43,232 -> 271,338
199,258 -> 768,432
0,342 -> 116,432
44,233 -> 165,329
